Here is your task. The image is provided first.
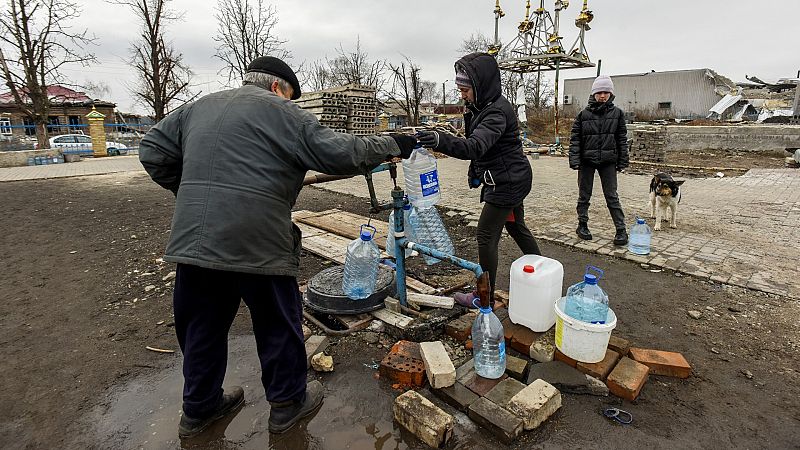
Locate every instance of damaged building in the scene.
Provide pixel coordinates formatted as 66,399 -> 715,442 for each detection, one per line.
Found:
564,69 -> 739,120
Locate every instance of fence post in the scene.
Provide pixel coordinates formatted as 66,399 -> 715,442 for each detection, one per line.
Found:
86,107 -> 107,157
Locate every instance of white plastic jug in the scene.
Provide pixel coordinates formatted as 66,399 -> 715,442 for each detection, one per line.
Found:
508,255 -> 564,332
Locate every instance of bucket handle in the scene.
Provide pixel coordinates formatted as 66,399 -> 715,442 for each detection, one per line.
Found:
585,265 -> 604,280
360,224 -> 377,238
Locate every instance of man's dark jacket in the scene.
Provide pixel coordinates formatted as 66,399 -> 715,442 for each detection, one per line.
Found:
568,95 -> 629,170
139,84 -> 398,276
433,52 -> 532,207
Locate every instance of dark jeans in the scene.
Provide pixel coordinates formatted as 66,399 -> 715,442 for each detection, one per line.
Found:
477,203 -> 541,295
577,163 -> 626,230
173,263 -> 307,419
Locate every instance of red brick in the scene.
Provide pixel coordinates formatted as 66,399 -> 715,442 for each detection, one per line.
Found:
463,372 -> 508,397
607,335 -> 631,357
445,315 -> 473,342
629,348 -> 691,379
576,349 -> 621,380
554,348 -> 578,368
379,341 -> 426,388
606,357 -> 650,401
503,319 -> 524,346
510,326 -> 541,355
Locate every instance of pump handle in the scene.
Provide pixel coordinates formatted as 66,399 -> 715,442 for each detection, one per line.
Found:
585,265 -> 604,280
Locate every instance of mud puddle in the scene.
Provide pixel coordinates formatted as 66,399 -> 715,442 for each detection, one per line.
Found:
89,335 -> 500,449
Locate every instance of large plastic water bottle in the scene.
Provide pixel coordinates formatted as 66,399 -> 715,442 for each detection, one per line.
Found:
472,304 -> 506,379
408,206 -> 454,265
387,203 -> 414,258
628,218 -> 651,255
564,266 -> 609,324
403,145 -> 440,209
342,225 -> 380,300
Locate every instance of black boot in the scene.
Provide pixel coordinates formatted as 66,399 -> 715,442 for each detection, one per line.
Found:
268,380 -> 324,434
576,221 -> 592,240
179,386 -> 245,438
614,228 -> 629,246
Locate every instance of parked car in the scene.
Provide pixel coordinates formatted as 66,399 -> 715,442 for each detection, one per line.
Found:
41,134 -> 129,156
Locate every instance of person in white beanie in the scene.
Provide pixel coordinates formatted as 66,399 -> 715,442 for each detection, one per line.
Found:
568,75 -> 629,245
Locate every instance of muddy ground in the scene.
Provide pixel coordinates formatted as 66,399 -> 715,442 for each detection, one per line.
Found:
0,172 -> 799,449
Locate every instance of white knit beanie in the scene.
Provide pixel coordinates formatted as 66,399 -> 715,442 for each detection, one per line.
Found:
591,75 -> 614,95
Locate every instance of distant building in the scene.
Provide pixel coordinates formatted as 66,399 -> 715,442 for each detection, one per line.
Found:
563,69 -> 739,120
0,85 -> 116,138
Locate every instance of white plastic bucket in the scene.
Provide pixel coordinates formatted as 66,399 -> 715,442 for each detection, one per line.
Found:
508,255 -> 564,332
554,297 -> 617,363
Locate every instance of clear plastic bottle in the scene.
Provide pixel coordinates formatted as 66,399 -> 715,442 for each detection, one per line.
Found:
403,146 -> 441,209
472,305 -> 506,379
387,203 -> 414,258
342,225 -> 380,300
564,266 -> 609,324
408,206 -> 454,265
628,218 -> 651,255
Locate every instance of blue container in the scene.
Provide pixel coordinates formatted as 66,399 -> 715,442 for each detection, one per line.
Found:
27,157 -> 35,166
34,156 -> 42,165
342,224 -> 380,300
472,305 -> 506,379
408,206 -> 454,265
564,266 -> 609,324
628,218 -> 651,255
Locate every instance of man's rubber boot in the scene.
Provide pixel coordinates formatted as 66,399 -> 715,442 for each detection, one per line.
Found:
268,380 -> 324,434
179,386 -> 245,438
576,222 -> 593,240
614,229 -> 629,246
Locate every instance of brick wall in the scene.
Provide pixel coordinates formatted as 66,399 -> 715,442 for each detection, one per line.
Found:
627,125 -> 667,162
627,124 -> 800,156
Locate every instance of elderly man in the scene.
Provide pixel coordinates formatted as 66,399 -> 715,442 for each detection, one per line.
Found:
139,56 -> 416,438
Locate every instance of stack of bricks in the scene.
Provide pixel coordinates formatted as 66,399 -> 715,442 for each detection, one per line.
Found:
295,84 -> 377,136
628,124 -> 668,163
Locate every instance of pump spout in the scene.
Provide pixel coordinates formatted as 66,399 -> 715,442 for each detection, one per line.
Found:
476,272 -> 491,309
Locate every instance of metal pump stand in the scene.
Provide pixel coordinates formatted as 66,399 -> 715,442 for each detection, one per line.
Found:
365,162 -> 488,307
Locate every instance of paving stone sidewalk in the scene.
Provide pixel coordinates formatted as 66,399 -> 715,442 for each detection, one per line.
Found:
315,156 -> 800,299
3,154 -> 796,298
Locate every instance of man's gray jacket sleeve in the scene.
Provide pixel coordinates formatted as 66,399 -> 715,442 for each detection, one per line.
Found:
139,108 -> 185,194
294,114 -> 400,175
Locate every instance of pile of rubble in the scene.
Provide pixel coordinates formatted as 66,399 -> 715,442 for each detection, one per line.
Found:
295,84 -> 377,136
628,124 -> 668,163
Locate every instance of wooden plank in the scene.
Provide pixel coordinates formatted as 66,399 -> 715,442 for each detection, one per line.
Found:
298,209 -> 390,250
407,293 -> 455,310
406,278 -> 439,295
295,221 -> 328,238
371,308 -> 414,329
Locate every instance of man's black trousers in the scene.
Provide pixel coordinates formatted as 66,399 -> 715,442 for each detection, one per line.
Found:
173,263 -> 307,419
576,163 -> 626,230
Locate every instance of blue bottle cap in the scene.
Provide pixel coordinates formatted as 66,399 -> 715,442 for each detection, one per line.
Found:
360,231 -> 372,241
479,306 -> 493,314
637,218 -> 646,225
584,273 -> 598,285
403,203 -> 412,210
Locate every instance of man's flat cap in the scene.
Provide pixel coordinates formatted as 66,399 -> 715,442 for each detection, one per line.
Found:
246,56 -> 301,100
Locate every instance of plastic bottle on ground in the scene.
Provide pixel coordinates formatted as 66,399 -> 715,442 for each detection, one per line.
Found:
628,217 -> 651,255
342,225 -> 380,300
402,145 -> 440,209
472,304 -> 506,379
563,266 -> 609,324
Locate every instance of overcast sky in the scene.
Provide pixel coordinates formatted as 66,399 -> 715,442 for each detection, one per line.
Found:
59,0 -> 800,115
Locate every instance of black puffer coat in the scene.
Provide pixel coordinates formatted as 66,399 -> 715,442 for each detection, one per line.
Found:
568,95 -> 629,170
431,53 -> 532,207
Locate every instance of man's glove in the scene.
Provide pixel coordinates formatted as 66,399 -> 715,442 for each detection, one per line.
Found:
416,130 -> 440,149
390,134 -> 417,159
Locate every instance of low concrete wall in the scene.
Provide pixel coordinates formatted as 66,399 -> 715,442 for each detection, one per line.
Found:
0,149 -> 64,168
659,125 -> 800,154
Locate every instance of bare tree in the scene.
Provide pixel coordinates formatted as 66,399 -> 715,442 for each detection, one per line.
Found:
301,59 -> 331,92
525,74 -> 555,109
213,0 -> 290,84
325,37 -> 385,90
385,56 -> 425,126
114,0 -> 194,121
420,80 -> 437,107
0,0 -> 95,148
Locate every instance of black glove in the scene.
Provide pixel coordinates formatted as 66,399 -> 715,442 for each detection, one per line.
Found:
570,164 -> 580,170
390,134 -> 417,159
416,130 -> 440,149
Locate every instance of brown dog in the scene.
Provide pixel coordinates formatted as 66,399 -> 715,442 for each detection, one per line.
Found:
649,172 -> 684,230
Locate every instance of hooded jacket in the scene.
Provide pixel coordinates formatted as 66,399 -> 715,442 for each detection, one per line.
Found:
568,95 -> 629,170
139,84 -> 399,276
430,53 -> 532,207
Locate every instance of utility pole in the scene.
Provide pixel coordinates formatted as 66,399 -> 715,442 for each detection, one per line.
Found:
441,80 -> 448,114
